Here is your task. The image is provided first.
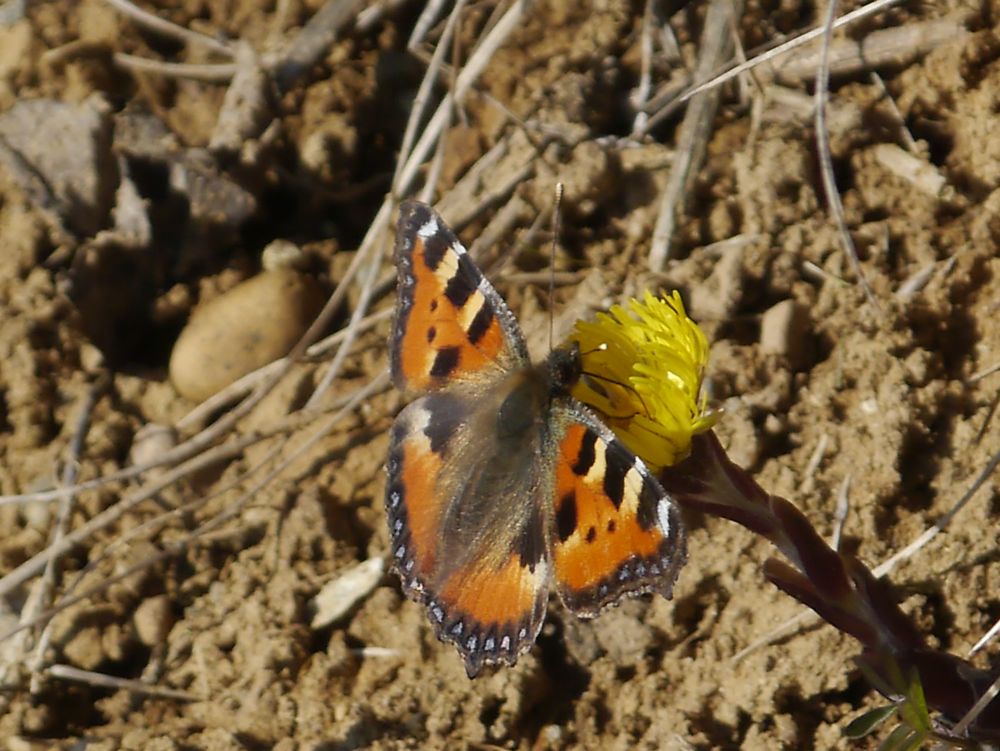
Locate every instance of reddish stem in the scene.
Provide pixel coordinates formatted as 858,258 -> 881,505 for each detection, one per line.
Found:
658,430 -> 1000,742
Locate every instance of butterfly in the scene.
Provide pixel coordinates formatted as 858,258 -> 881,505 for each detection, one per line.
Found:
384,201 -> 687,677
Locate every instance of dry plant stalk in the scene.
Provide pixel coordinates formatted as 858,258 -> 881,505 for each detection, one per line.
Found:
659,431 -> 1000,743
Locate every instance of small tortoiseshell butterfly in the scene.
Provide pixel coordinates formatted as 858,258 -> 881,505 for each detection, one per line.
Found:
385,201 -> 687,677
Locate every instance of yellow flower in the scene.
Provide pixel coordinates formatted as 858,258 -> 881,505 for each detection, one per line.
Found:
568,291 -> 717,472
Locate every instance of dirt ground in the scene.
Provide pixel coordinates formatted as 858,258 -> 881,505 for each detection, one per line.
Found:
0,0 -> 998,748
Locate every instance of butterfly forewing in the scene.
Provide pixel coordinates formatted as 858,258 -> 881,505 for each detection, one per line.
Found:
391,201 -> 528,393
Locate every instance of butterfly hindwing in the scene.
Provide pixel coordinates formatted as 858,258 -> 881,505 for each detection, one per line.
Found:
385,388 -> 550,677
548,405 -> 687,617
391,201 -> 528,393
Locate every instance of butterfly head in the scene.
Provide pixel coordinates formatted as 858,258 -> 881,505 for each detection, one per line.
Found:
546,343 -> 583,395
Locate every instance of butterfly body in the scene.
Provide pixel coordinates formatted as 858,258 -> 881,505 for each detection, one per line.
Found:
386,201 -> 686,677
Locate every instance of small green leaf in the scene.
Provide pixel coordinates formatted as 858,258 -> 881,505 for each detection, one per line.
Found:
879,725 -> 920,751
844,705 -> 899,738
897,669 -> 932,734
906,669 -> 930,722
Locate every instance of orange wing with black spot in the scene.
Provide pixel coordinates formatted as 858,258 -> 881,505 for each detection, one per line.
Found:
548,406 -> 687,617
385,391 -> 550,677
390,201 -> 528,393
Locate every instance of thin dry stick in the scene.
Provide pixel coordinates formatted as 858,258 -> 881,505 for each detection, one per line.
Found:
395,0 -> 528,194
814,0 -> 880,312
974,391 -> 999,446
970,362 -> 1000,383
436,133 -> 536,230
307,235 -> 388,407
830,474 -> 850,551
2,554 -> 176,645
635,77 -> 691,135
971,618 -> 1000,656
176,308 -> 391,432
420,101 -> 454,204
356,0 -> 410,33
60,379 -> 375,589
474,0 -> 511,47
630,0 -> 656,134
870,72 -> 919,153
0,386 -> 277,507
315,198 -> 394,354
468,194 -> 530,259
408,0 -> 450,50
951,673 -> 1000,738
102,0 -> 233,56
27,381 -> 102,694
678,0 -> 907,103
648,0 -> 736,270
874,445 -> 1000,578
177,370 -> 391,542
0,376 -> 386,642
896,262 -> 940,300
730,610 -> 814,663
767,18 -> 967,84
113,54 -> 238,82
270,0 -> 367,90
0,354 -> 311,508
0,412 -> 316,600
46,663 -> 198,701
393,0 -> 469,191
803,433 -> 829,484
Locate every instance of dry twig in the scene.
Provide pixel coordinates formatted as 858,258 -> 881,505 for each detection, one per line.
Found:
648,0 -> 737,270
814,0 -> 880,311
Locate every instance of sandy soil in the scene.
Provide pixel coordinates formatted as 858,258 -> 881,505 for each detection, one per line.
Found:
0,0 -> 998,748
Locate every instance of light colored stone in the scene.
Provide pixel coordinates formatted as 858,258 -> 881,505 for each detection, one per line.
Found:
169,269 -> 324,401
20,501 -> 51,531
0,94 -> 115,236
261,239 -> 305,272
760,299 -> 810,369
133,595 -> 174,647
129,423 -> 177,468
62,626 -> 104,671
310,557 -> 384,629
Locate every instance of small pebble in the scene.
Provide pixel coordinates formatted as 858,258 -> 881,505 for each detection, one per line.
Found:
261,239 -> 306,272
760,299 -> 810,369
310,557 -> 384,629
169,268 -> 324,401
129,423 -> 177,468
21,500 -> 51,531
133,595 -> 174,647
78,342 -> 105,372
62,625 -> 104,671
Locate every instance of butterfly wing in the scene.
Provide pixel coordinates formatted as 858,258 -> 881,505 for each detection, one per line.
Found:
385,384 -> 551,678
387,202 -> 547,676
391,201 -> 529,393
547,403 -> 687,617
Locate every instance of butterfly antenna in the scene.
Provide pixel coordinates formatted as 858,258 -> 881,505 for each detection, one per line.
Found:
579,364 -> 652,421
549,182 -> 564,353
